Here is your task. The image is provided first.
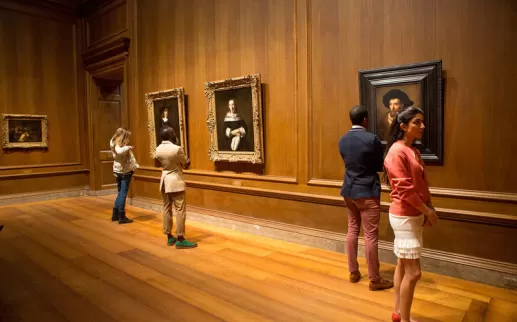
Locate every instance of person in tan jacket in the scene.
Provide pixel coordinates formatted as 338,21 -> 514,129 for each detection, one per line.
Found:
155,126 -> 197,249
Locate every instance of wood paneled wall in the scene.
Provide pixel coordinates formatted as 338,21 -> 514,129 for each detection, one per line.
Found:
134,0 -> 297,177
127,0 -> 517,267
3,0 -> 514,270
0,2 -> 89,195
310,0 -> 517,193
84,0 -> 127,50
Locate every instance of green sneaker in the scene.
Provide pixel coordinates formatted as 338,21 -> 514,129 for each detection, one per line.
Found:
175,239 -> 198,249
167,236 -> 177,246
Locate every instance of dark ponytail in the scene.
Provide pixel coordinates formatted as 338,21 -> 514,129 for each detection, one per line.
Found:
383,106 -> 424,187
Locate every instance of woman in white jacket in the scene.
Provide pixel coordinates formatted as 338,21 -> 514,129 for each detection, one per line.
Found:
110,128 -> 139,224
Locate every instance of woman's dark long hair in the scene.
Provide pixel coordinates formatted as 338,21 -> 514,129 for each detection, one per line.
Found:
383,106 -> 425,187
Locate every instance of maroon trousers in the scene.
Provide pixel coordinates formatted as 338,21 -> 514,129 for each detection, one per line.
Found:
344,197 -> 381,282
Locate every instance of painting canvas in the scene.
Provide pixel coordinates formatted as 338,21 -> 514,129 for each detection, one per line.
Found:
205,74 -> 264,163
374,84 -> 421,142
215,87 -> 254,153
145,87 -> 188,159
153,97 -> 180,146
359,60 -> 443,164
2,114 -> 48,149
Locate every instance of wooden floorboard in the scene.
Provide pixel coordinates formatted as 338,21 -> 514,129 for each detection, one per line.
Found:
1,196 -> 517,322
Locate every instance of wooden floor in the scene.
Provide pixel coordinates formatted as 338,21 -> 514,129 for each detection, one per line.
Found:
0,197 -> 516,321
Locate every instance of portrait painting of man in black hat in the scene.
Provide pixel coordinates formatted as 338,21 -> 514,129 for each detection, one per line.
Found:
376,88 -> 415,141
153,99 -> 180,146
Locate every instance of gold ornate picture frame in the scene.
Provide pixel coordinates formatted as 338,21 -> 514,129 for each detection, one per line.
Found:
205,74 -> 264,163
2,114 -> 49,149
145,87 -> 188,159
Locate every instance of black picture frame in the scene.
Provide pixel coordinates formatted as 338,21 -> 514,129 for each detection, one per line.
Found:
359,60 -> 443,165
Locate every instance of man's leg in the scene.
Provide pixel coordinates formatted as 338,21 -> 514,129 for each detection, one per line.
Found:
359,198 -> 393,290
173,191 -> 197,249
345,198 -> 361,282
162,186 -> 174,245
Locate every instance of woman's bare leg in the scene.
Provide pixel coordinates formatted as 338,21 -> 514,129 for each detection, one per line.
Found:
400,258 -> 421,322
394,258 -> 404,314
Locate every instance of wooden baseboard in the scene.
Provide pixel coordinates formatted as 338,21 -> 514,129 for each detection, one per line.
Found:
128,196 -> 517,290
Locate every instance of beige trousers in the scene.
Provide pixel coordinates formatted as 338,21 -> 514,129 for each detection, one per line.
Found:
161,186 -> 186,236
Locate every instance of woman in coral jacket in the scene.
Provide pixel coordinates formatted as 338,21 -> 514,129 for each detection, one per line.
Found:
384,106 -> 439,322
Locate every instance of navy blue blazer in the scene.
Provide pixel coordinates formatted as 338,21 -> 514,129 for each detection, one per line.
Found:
338,127 -> 384,199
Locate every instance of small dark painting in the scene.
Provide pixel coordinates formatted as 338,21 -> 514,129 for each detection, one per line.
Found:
8,119 -> 43,143
2,114 -> 48,149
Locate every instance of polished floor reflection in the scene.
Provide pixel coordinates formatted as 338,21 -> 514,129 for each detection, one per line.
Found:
0,196 -> 516,321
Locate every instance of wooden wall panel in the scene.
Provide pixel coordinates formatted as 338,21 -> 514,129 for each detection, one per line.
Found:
430,0 -> 517,192
86,0 -> 127,48
134,0 -> 297,178
0,5 -> 87,195
0,172 -> 88,195
310,0 -> 517,194
133,183 -> 517,265
126,0 -> 517,267
309,0 -> 371,181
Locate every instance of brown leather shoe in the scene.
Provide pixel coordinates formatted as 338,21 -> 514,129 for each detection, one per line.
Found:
369,278 -> 394,291
349,271 -> 361,283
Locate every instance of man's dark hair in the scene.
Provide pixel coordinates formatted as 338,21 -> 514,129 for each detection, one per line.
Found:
349,105 -> 368,125
160,126 -> 177,142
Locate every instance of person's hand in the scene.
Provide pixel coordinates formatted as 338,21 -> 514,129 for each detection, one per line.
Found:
231,129 -> 240,136
424,206 -> 438,226
422,215 -> 432,227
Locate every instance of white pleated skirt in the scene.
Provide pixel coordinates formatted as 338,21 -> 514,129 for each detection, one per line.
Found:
389,213 -> 425,259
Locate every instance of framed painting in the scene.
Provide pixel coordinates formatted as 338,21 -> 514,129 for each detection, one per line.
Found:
205,74 -> 264,163
359,60 -> 443,164
2,114 -> 49,149
145,87 -> 188,159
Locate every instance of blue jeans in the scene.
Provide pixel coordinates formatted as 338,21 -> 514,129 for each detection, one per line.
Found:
114,172 -> 133,212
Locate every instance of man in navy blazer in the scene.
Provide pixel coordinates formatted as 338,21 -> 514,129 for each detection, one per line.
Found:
338,105 -> 393,291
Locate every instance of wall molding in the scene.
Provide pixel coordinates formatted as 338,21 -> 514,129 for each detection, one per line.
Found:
83,0 -> 127,49
0,169 -> 89,181
134,174 -> 517,227
83,37 -> 130,77
0,0 -> 76,23
129,196 -> 517,290
0,162 -> 81,171
86,29 -> 129,51
79,0 -> 125,18
138,166 -> 297,184
308,178 -> 517,204
0,186 -> 116,206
